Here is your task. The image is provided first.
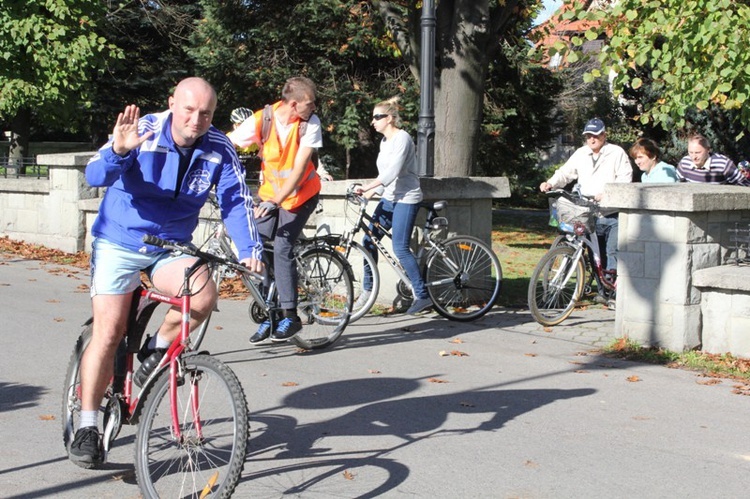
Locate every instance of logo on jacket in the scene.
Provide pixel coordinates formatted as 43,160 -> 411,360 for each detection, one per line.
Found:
188,170 -> 211,194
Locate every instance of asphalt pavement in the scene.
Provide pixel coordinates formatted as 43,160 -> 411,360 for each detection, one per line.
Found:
2,254 -> 750,498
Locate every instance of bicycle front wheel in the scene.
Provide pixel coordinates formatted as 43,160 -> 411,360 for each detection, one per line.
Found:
425,236 -> 502,321
135,354 -> 248,499
292,247 -> 353,349
336,239 -> 379,323
62,325 -> 93,453
527,246 -> 585,326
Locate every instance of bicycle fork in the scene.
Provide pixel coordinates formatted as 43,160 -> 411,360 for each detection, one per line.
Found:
546,245 -> 585,300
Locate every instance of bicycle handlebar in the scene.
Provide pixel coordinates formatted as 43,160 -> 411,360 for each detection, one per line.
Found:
142,235 -> 260,278
345,183 -> 368,207
544,189 -> 598,207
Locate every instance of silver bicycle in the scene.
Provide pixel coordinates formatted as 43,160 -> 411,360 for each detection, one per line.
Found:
332,185 -> 503,322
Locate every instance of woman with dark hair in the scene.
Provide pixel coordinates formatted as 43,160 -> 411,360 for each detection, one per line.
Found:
629,138 -> 678,183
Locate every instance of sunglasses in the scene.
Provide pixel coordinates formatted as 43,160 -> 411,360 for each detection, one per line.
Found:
372,114 -> 389,121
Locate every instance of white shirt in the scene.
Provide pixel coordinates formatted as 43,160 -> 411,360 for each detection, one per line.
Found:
376,129 -> 422,204
547,142 -> 632,198
228,113 -> 323,149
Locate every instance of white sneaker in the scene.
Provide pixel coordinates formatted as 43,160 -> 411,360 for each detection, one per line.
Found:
353,290 -> 371,311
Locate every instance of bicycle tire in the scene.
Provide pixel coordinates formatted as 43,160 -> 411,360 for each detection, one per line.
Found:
291,246 -> 353,349
62,325 -> 126,456
134,354 -> 248,499
62,325 -> 93,452
527,245 -> 585,326
335,239 -> 379,323
424,236 -> 502,321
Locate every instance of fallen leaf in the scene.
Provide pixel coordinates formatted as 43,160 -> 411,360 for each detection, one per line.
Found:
696,378 -> 722,386
450,338 -> 464,344
524,353 -> 537,357
543,327 -> 553,333
524,460 -> 539,468
428,377 -> 449,383
626,375 -> 641,382
47,299 -> 60,303
53,317 -> 65,322
438,350 -> 449,357
573,370 -> 589,374
343,470 -> 354,480
569,361 -> 584,365
281,381 -> 299,387
575,351 -> 588,357
39,414 -> 55,421
214,325 -> 224,330
450,350 -> 469,357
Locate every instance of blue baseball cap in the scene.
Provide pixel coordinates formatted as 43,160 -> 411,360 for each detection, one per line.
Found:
582,118 -> 606,135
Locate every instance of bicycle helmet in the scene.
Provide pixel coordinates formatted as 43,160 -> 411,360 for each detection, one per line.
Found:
230,107 -> 252,125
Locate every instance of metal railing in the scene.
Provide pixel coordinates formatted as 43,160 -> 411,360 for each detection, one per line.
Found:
727,223 -> 750,264
0,156 -> 49,179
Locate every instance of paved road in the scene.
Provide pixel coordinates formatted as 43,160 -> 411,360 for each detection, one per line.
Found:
2,254 -> 750,498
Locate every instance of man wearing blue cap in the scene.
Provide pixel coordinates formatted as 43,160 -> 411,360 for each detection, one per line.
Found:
539,118 -> 632,301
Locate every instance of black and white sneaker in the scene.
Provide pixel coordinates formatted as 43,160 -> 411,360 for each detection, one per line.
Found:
69,427 -> 103,469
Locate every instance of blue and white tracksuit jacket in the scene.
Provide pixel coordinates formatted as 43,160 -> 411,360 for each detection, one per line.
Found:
85,110 -> 263,261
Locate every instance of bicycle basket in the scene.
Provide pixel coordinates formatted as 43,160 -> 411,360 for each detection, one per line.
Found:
549,196 -> 597,234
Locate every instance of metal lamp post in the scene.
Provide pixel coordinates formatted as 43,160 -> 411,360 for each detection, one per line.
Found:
416,0 -> 435,177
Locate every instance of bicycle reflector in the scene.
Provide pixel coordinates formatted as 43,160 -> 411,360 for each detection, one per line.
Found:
431,217 -> 449,230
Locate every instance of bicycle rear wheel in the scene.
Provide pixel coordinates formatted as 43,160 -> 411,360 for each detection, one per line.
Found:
335,239 -> 379,323
527,246 -> 585,326
291,247 -> 353,349
425,236 -> 502,321
134,354 -> 248,498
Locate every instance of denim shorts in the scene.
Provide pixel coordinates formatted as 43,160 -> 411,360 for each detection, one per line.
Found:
89,237 -> 193,297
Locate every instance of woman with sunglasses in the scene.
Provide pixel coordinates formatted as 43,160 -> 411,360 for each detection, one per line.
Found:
353,97 -> 432,315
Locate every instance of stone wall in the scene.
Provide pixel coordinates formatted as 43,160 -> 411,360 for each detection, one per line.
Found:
0,152 -> 98,252
2,152 -> 509,307
604,183 -> 750,355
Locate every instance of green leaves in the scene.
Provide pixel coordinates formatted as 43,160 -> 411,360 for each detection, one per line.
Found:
562,0 -> 750,130
0,0 -> 120,121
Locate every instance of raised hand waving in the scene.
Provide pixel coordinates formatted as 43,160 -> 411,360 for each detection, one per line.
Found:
112,105 -> 155,156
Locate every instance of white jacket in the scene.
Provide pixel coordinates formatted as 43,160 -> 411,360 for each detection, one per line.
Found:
547,142 -> 632,199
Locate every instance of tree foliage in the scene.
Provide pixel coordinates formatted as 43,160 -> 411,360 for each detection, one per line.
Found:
190,0 -> 418,178
86,0 -> 201,144
374,0 -> 545,176
0,0 -> 119,124
568,0 -> 750,134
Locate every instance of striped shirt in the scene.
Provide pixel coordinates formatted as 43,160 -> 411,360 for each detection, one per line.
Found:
677,153 -> 750,186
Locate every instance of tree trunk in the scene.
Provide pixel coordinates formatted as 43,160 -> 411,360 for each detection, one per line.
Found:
8,107 -> 31,175
433,0 -> 489,177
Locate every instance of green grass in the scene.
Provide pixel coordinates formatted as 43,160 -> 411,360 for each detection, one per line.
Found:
491,207 -> 558,308
604,337 -> 750,383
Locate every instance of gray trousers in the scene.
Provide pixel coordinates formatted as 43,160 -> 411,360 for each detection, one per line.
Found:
255,195 -> 319,310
